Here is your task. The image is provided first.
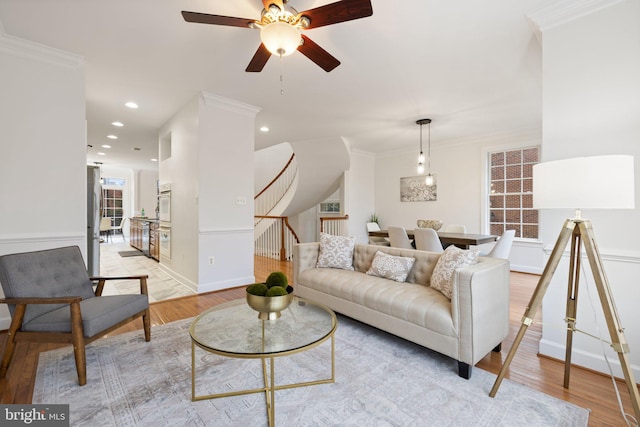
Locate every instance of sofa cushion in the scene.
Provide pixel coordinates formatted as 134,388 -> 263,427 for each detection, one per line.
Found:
316,233 -> 356,270
366,251 -> 415,282
431,245 -> 479,299
297,268 -> 455,337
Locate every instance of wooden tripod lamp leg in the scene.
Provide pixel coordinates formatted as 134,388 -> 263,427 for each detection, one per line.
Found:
563,227 -> 581,388
491,218 -> 640,421
490,220 -> 575,397
579,221 -> 640,419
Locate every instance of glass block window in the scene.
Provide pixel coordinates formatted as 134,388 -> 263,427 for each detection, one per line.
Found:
489,147 -> 539,239
319,202 -> 340,213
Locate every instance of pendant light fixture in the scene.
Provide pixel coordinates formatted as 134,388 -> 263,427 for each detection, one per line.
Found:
416,118 -> 434,185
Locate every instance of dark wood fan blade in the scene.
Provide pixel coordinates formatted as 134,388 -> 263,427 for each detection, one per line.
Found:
262,0 -> 284,11
246,43 -> 272,72
181,11 -> 255,28
298,35 -> 340,72
299,0 -> 373,29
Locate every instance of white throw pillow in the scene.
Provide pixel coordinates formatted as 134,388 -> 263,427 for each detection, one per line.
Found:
366,251 -> 416,282
316,233 -> 356,270
430,245 -> 479,299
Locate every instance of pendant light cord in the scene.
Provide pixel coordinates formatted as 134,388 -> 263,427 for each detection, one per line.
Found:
427,121 -> 431,175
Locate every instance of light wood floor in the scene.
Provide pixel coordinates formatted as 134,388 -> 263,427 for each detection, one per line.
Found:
0,257 -> 636,426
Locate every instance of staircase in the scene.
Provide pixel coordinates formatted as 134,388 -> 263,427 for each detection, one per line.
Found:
254,137 -> 350,259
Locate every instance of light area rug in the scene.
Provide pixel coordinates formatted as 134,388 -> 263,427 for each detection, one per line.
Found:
33,315 -> 589,426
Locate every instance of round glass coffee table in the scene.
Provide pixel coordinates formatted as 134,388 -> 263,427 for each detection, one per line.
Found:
190,297 -> 337,426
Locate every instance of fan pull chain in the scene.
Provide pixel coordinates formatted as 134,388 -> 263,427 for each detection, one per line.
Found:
279,54 -> 285,96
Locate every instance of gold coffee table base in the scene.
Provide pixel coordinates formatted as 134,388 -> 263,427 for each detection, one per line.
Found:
190,298 -> 338,427
191,334 -> 335,427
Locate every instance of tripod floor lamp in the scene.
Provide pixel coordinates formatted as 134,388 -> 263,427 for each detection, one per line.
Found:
489,155 -> 640,421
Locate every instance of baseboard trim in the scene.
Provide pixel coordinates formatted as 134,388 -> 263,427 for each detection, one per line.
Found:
510,264 -> 543,275
158,264 -> 198,293
197,275 -> 255,294
539,338 -> 640,381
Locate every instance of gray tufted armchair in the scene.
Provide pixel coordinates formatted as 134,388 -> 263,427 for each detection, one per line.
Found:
0,246 -> 150,386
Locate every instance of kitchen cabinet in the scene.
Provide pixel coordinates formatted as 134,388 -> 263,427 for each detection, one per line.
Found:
149,221 -> 159,261
129,218 -> 159,261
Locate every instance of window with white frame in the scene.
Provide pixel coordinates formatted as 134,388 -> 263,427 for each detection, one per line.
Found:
102,178 -> 125,228
489,147 -> 539,239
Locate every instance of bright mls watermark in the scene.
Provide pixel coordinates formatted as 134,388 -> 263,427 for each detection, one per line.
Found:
1,405 -> 69,426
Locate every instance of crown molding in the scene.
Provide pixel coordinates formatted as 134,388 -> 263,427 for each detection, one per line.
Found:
528,0 -> 625,39
0,20 -> 83,69
200,92 -> 261,117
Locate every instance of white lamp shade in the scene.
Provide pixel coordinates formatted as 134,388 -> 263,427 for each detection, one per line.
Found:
260,22 -> 301,56
533,155 -> 635,210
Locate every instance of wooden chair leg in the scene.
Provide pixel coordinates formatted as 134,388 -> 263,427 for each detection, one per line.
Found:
70,302 -> 87,386
143,308 -> 151,342
0,304 -> 26,377
139,276 -> 151,342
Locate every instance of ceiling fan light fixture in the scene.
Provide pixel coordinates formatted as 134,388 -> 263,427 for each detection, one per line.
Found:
260,21 -> 301,56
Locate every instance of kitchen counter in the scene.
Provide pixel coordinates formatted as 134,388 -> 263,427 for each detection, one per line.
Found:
130,218 -> 160,261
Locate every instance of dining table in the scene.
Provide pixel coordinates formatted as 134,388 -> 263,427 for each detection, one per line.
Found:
368,230 -> 497,249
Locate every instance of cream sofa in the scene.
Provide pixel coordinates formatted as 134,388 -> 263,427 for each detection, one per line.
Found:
293,242 -> 510,379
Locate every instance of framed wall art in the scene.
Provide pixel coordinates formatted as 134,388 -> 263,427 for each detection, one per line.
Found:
400,175 -> 438,202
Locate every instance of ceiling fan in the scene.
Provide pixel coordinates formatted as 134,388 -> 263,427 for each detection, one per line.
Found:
181,0 -> 373,72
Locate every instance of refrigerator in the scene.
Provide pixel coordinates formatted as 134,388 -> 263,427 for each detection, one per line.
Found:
87,166 -> 101,276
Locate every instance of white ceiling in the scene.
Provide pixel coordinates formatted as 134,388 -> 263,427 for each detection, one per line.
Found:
0,0 -> 548,171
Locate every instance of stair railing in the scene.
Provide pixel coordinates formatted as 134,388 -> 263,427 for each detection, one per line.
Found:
254,215 -> 300,261
254,153 -> 296,218
320,215 -> 349,236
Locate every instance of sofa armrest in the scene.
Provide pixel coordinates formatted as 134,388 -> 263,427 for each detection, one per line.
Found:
452,257 -> 510,365
293,243 -> 320,287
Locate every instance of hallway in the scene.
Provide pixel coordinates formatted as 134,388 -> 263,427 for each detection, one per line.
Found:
98,238 -> 195,302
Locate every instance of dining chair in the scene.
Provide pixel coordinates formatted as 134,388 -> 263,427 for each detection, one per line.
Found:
111,217 -> 128,241
388,226 -> 413,249
99,217 -> 112,242
0,246 -> 151,386
443,224 -> 467,233
485,230 -> 516,259
413,228 -> 444,252
366,222 -> 390,246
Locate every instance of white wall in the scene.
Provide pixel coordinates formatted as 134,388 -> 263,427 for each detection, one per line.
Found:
158,98 -> 200,288
135,169 -> 159,218
196,93 -> 259,292
374,131 -> 544,273
538,0 -> 640,379
158,93 -> 259,293
345,148 -> 376,244
376,143 -> 482,232
0,31 -> 86,328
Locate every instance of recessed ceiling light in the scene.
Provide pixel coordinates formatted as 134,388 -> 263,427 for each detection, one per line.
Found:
260,126 -> 269,132
97,152 -> 106,156
112,121 -> 124,127
107,135 -> 118,139
125,101 -> 138,109
151,158 -> 158,162
101,144 -> 111,148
